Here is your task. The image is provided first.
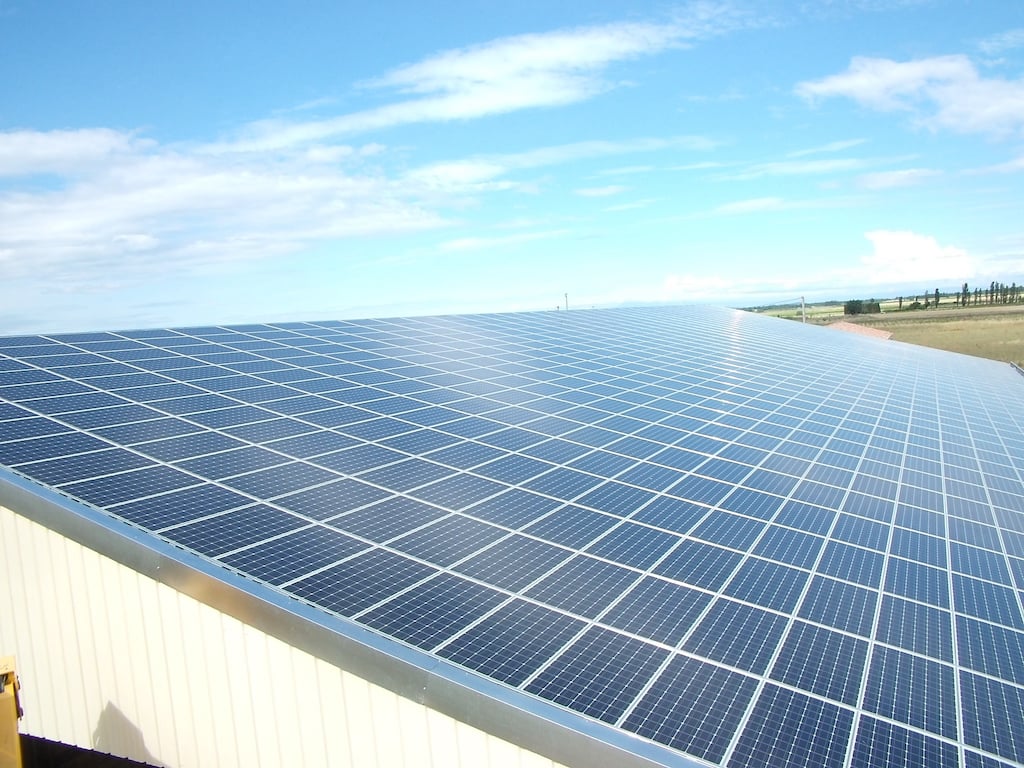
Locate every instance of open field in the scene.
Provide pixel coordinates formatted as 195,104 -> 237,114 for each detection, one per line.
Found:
754,303 -> 1024,364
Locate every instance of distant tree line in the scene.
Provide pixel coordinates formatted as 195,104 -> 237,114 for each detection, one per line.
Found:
847,281 -> 1023,315
955,281 -> 1022,306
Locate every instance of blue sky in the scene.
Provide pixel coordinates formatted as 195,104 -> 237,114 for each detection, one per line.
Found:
2,0 -> 1024,333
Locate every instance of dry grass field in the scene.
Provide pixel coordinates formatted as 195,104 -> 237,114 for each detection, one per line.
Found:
855,306 -> 1024,364
755,303 -> 1024,364
778,305 -> 1024,364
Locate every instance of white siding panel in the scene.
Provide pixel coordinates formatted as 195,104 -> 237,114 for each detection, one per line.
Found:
0,505 -> 571,768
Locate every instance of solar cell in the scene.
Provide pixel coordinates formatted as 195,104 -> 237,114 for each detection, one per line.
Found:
4,305 -> 1024,768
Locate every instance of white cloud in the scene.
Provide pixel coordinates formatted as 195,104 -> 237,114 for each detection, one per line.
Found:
857,168 -> 941,189
0,127 -> 448,285
437,229 -> 570,253
978,28 -> 1024,56
0,128 -> 150,177
406,136 -> 714,189
605,198 -> 658,212
719,157 -> 866,180
786,138 -> 867,157
712,196 -> 787,214
215,7 -> 739,153
576,185 -> 628,197
856,230 -> 975,283
797,55 -> 1024,138
661,230 -> 979,305
969,155 -> 1024,174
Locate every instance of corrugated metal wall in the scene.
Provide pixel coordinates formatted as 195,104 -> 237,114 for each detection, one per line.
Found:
0,505 -> 568,768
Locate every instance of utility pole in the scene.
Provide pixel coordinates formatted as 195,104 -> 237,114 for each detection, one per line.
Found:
564,293 -> 569,311
800,296 -> 806,323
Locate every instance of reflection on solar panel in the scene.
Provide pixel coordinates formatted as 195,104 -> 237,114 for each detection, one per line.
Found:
2,304 -> 1024,767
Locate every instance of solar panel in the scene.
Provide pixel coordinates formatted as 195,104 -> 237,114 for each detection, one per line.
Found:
3,304 -> 1024,768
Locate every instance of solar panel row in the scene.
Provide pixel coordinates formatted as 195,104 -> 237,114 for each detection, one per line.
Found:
2,305 -> 1023,767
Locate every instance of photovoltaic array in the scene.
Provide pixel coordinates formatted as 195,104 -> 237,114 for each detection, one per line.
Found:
1,305 -> 1023,768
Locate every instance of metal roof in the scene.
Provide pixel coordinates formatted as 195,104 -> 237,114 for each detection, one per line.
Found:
1,305 -> 1023,768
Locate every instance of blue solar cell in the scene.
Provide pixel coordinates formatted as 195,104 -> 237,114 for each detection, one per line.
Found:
864,646 -> 958,738
525,555 -> 639,618
956,615 -> 1024,685
462,488 -> 562,529
327,496 -> 444,542
357,457 -> 454,492
692,511 -> 765,551
358,572 -> 507,650
770,621 -> 867,705
683,599 -> 787,674
221,462 -> 339,498
390,514 -> 505,566
623,654 -> 757,762
174,446 -> 288,479
799,575 -> 878,636
287,548 -> 434,617
655,539 -> 742,591
851,716 -> 960,768
188,406 -> 275,428
584,522 -> 679,570
724,557 -> 808,612
219,525 -> 368,585
602,577 -> 711,645
164,504 -> 306,556
1,417 -> 71,441
953,573 -> 1024,629
730,684 -> 853,768
524,627 -> 669,724
437,600 -> 586,685
960,670 -> 1024,763
876,595 -> 953,662
818,540 -> 885,587
16,449 -> 154,485
63,465 -> 199,507
951,542 -> 1013,584
135,431 -> 246,461
567,450 -> 635,477
775,499 -> 836,536
884,557 -> 950,608
454,534 -> 570,591
274,479 -> 391,520
0,380 -> 92,401
753,525 -> 823,570
410,472 -> 505,510
112,484 -> 255,528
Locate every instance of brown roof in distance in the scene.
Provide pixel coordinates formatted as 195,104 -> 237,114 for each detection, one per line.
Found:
827,321 -> 893,339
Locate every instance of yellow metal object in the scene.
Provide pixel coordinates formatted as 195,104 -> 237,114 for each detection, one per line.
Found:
0,656 -> 21,768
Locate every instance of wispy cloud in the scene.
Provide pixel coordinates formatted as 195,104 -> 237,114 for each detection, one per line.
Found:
437,229 -> 570,253
786,138 -> 867,158
0,128 -> 152,177
978,28 -> 1024,56
605,198 -> 658,212
594,165 -> 655,176
718,157 -> 867,180
711,196 -> 787,214
213,6 -> 742,153
797,55 -> 1024,138
576,185 -> 628,197
968,155 -> 1024,175
406,136 -> 715,189
857,168 -> 941,189
0,128 -> 447,285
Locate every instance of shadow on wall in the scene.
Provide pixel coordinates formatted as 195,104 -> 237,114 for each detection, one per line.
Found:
93,702 -> 164,767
